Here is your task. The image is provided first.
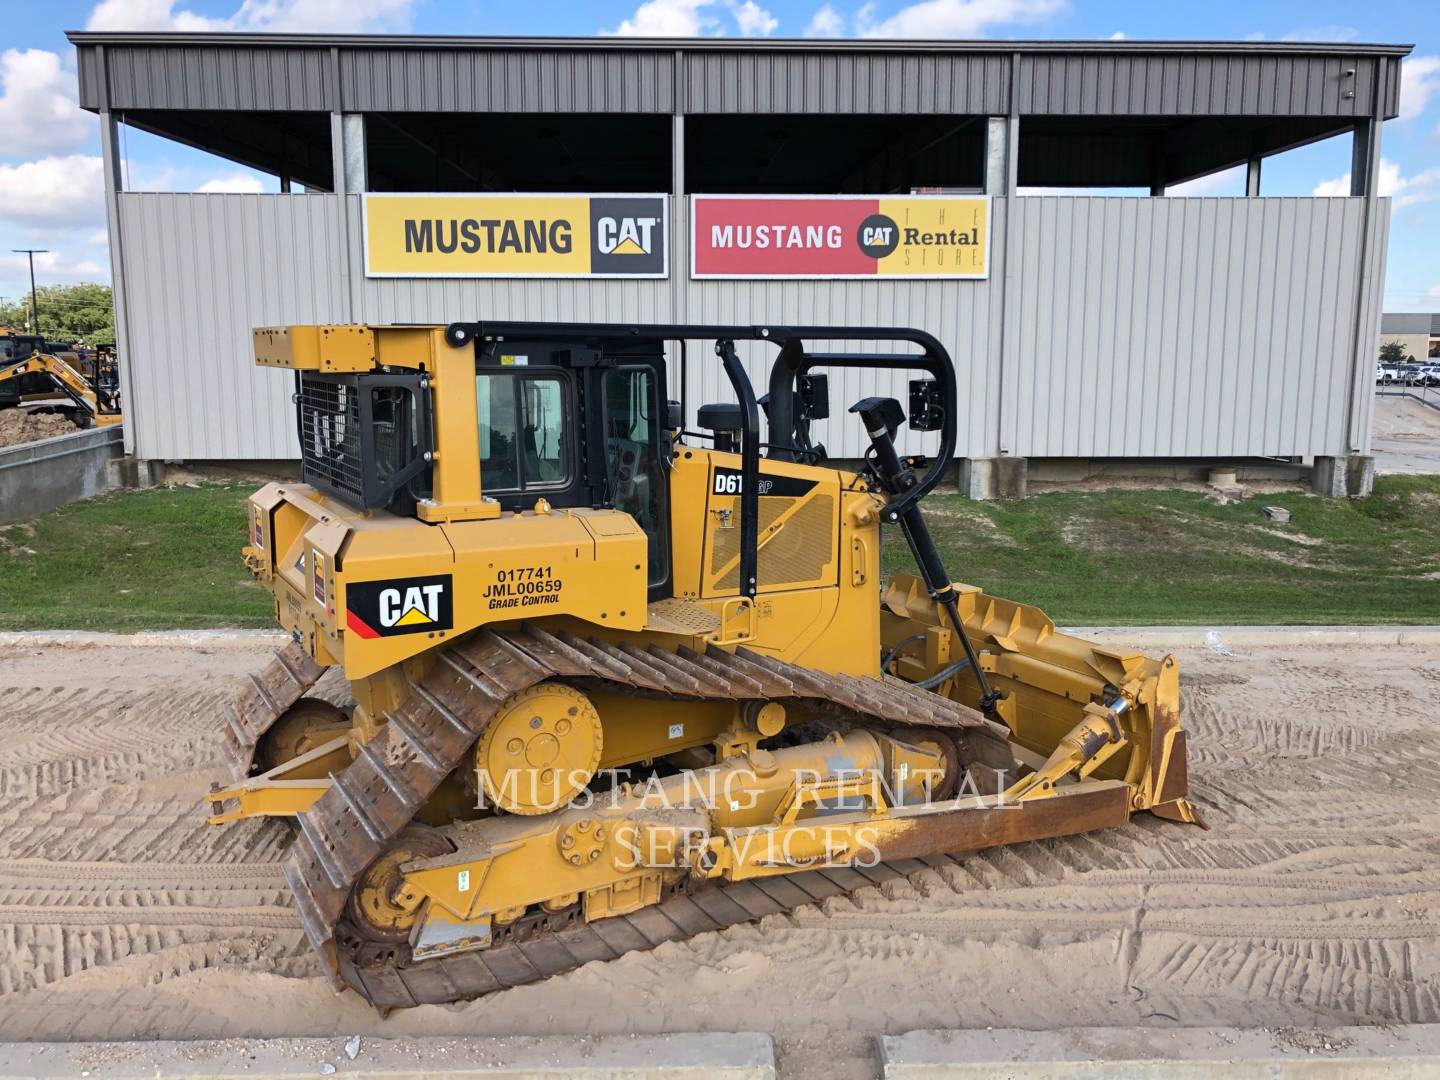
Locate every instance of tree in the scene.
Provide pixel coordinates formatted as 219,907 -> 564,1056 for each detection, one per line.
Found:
1379,341 -> 1414,364
0,283 -> 115,345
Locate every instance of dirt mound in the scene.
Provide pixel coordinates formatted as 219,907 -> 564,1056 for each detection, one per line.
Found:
0,410 -> 79,449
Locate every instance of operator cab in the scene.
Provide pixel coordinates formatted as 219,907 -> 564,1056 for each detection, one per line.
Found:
0,333 -> 44,363
295,322 -> 956,613
473,339 -> 672,595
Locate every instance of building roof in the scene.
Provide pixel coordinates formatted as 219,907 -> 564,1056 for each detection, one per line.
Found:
68,32 -> 1411,118
66,32 -> 1413,195
1381,313 -> 1440,335
64,32 -> 1414,55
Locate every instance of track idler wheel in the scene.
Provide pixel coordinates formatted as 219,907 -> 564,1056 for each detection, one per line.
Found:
474,682 -> 603,815
345,825 -> 457,945
890,726 -> 963,801
255,697 -> 348,773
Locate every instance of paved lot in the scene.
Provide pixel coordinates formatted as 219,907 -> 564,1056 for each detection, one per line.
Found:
1372,394 -> 1440,475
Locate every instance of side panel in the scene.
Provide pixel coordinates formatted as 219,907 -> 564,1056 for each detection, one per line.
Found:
252,483 -> 648,680
697,451 -> 840,599
667,447 -> 881,678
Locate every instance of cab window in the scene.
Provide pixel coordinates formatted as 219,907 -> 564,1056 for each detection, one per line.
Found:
477,372 -> 570,492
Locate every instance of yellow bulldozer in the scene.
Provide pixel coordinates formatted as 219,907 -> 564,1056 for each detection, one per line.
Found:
208,321 -> 1199,1011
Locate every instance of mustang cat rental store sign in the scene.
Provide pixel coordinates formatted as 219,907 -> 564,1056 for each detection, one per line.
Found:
690,195 -> 990,279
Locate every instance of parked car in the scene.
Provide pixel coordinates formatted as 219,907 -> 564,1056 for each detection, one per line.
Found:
1377,363 -> 1403,384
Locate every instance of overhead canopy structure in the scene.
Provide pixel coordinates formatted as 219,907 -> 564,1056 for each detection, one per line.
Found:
64,31 -> 1410,480
70,34 -> 1410,194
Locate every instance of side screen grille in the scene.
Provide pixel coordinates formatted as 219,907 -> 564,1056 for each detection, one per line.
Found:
298,374 -> 365,504
294,371 -> 433,511
710,493 -> 835,591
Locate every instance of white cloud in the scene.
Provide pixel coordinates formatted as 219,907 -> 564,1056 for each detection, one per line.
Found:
607,0 -> 779,36
198,174 -> 267,194
731,0 -> 778,35
1279,25 -> 1359,43
609,0 -> 721,35
87,0 -> 224,30
857,0 -> 1066,38
87,0 -> 416,32
1399,56 -> 1440,122
1167,165 -> 1245,196
804,4 -> 845,35
0,156 -> 105,229
0,249 -> 107,286
1247,25 -> 1360,43
0,50 -> 93,160
1108,30 -> 1125,40
1314,158 -> 1440,209
1312,173 -> 1350,197
1428,283 -> 1440,299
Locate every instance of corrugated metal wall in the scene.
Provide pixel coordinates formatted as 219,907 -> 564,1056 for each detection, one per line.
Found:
1015,53 -> 1380,117
340,48 -> 675,113
101,45 -> 332,111
683,51 -> 1010,114
116,192 -> 1383,464
1003,196 -> 1385,458
116,193 -> 348,460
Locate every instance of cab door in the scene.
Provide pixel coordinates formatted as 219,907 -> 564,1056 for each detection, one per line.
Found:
600,362 -> 671,599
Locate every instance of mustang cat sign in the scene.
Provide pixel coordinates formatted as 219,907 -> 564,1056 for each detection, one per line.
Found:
690,194 -> 990,280
363,193 -> 668,278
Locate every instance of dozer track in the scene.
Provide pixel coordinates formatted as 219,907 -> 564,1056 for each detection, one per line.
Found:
223,642 -> 326,779
346,842 -> 973,1009
275,626 -> 1009,1006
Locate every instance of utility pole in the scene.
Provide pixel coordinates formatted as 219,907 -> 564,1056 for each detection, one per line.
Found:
11,249 -> 48,336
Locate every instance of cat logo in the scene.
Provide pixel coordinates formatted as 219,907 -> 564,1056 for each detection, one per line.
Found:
597,216 -> 658,256
345,574 -> 454,639
380,584 -> 443,627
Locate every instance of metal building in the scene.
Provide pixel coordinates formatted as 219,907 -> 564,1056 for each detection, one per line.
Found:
1380,313 -> 1440,361
68,32 -> 1411,495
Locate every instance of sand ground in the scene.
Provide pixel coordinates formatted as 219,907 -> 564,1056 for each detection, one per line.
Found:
0,637 -> 1437,1078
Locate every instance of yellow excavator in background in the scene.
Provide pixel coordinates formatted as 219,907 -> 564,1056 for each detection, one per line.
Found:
207,321 -> 1199,1011
0,327 -> 122,428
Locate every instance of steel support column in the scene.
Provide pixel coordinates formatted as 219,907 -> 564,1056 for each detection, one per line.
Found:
97,42 -> 141,460
1246,155 -> 1262,196
1343,60 -> 1386,464
672,49 -> 686,327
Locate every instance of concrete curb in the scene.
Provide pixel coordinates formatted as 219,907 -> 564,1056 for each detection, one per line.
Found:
0,1033 -> 775,1080
879,1025 -> 1440,1078
1063,625 -> 1440,648
0,629 -> 287,649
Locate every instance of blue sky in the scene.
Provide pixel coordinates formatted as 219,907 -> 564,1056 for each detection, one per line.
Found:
1,0 -> 1436,313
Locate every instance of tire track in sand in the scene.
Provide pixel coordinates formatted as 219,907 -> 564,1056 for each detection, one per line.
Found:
0,644 -> 298,998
